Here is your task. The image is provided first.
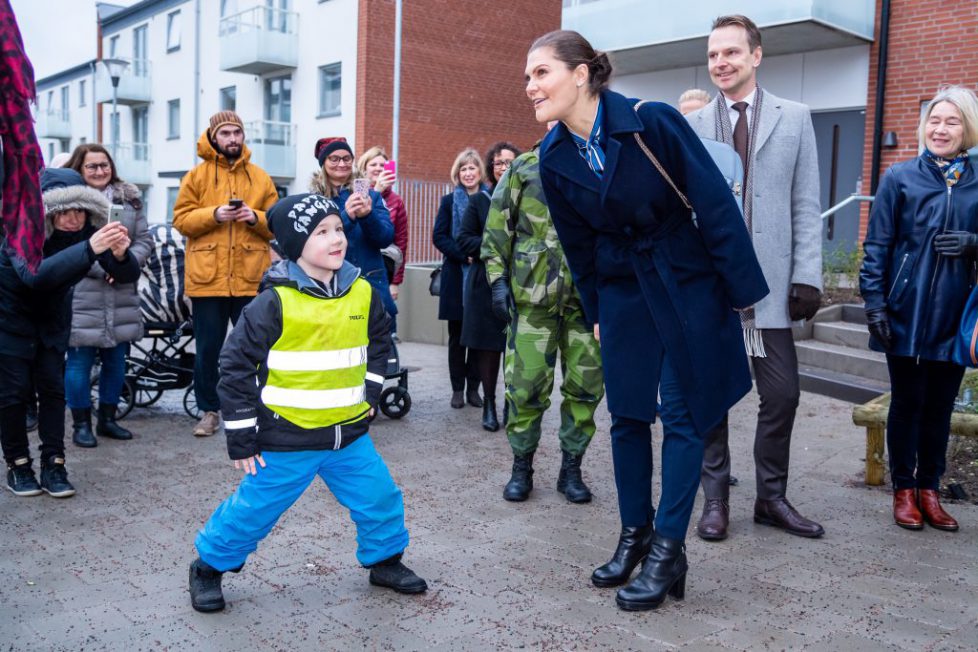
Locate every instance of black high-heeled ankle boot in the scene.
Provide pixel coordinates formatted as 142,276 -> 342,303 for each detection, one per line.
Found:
591,524 -> 653,587
615,533 -> 687,610
481,396 -> 499,432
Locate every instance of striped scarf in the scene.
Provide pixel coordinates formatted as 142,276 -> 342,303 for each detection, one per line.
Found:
569,99 -> 605,178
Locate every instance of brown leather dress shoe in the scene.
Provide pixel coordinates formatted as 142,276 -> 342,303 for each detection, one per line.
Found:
696,498 -> 729,541
918,489 -> 959,531
892,488 -> 923,530
753,498 -> 825,538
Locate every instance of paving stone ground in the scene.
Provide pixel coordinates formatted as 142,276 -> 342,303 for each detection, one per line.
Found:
1,341 -> 976,651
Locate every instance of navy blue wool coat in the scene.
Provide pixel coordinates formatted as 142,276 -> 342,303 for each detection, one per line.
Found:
539,90 -> 769,433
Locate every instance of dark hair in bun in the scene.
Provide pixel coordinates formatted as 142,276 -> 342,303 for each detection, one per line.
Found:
529,30 -> 613,96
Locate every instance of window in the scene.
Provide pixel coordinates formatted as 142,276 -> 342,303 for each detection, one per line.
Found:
318,63 -> 341,117
109,35 -> 119,58
166,11 -> 181,52
109,111 -> 120,147
220,0 -> 239,17
46,90 -> 54,111
167,99 -> 181,139
166,187 -> 180,224
132,106 -> 149,160
48,143 -> 55,161
133,25 -> 148,75
78,79 -> 86,107
79,137 -> 87,144
60,86 -> 69,118
264,75 -> 292,123
219,86 -> 236,111
265,0 -> 289,33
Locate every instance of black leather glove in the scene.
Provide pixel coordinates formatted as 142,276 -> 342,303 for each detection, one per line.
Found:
491,277 -> 515,322
788,283 -> 822,321
865,307 -> 893,351
934,231 -> 978,257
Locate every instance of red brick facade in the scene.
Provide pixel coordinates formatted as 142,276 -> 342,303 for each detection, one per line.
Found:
355,0 -> 561,183
860,0 -> 978,238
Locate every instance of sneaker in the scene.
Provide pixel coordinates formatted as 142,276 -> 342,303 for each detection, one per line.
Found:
193,411 -> 221,437
368,555 -> 428,594
189,558 -> 226,612
6,459 -> 42,497
39,458 -> 75,498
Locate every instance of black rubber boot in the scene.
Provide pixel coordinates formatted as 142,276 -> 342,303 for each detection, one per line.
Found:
368,554 -> 428,594
71,408 -> 97,448
96,403 -> 132,440
556,450 -> 592,503
502,452 -> 534,502
615,533 -> 688,610
481,397 -> 499,432
189,558 -> 226,612
591,524 -> 654,587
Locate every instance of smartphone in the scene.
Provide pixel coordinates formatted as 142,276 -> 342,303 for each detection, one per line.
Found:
108,205 -> 125,223
353,178 -> 370,196
383,160 -> 397,176
229,198 -> 243,209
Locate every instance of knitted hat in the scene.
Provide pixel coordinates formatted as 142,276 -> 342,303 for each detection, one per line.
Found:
314,137 -> 352,167
208,110 -> 244,135
267,193 -> 342,262
40,168 -> 110,236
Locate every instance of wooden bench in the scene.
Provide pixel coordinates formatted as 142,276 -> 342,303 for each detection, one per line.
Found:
852,393 -> 978,485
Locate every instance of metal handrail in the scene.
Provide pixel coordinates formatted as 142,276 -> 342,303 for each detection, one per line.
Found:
219,5 -> 297,35
821,194 -> 874,220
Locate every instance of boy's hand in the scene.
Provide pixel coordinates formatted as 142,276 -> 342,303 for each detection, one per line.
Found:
234,454 -> 266,475
369,408 -> 376,418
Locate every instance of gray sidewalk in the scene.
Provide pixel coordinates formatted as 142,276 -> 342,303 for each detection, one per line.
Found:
1,341 -> 976,651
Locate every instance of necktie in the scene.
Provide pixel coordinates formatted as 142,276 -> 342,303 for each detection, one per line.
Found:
732,101 -> 749,179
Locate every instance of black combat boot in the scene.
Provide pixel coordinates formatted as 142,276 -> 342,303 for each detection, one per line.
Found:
615,533 -> 688,611
189,558 -> 226,612
71,408 -> 97,448
502,451 -> 534,501
96,403 -> 132,440
481,396 -> 499,432
368,554 -> 428,594
556,449 -> 592,503
591,523 -> 654,587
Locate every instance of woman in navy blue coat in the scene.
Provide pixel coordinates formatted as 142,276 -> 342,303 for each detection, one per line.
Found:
860,86 -> 978,533
527,30 -> 768,611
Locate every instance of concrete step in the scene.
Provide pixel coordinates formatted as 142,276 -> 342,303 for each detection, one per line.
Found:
798,364 -> 888,404
794,339 -> 889,383
813,321 -> 870,349
841,304 -> 867,325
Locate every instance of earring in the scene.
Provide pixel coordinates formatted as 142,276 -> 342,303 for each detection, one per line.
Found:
577,82 -> 583,88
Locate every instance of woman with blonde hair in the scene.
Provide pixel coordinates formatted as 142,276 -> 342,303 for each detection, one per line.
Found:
860,85 -> 978,533
431,148 -> 486,408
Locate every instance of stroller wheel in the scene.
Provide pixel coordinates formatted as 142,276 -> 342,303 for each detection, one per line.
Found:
92,376 -> 135,420
183,385 -> 203,420
379,386 -> 411,419
132,385 -> 164,408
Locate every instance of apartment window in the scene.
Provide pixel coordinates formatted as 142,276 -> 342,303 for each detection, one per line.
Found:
78,79 -> 86,107
79,137 -> 87,144
166,187 -> 180,224
109,35 -> 119,58
264,75 -> 292,123
219,86 -> 236,111
133,24 -> 148,75
60,86 -> 69,118
317,63 -> 341,117
220,0 -> 239,17
166,10 -> 181,52
133,106 -> 149,160
265,0 -> 289,32
48,143 -> 55,161
46,90 -> 54,112
167,99 -> 181,139
109,112 -> 120,147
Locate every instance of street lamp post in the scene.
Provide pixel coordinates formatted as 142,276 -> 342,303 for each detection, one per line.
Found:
99,58 -> 129,159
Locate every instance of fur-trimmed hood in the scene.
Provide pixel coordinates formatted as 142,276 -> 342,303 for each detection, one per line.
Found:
107,180 -> 143,210
308,169 -> 359,197
42,184 -> 109,237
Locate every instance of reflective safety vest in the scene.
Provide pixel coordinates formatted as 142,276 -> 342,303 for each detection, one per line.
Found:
262,281 -> 372,428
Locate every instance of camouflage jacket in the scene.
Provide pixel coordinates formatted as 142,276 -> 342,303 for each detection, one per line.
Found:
482,149 -> 578,312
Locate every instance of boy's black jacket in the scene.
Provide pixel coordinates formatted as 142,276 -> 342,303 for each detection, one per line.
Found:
218,259 -> 391,460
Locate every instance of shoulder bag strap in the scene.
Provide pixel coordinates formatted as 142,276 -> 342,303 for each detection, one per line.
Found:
632,100 -> 692,210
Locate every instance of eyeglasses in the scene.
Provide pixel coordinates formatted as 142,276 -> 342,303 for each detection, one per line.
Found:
83,163 -> 111,172
493,160 -> 512,170
326,155 -> 353,165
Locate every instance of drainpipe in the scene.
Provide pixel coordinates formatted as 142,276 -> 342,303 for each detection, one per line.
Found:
391,0 -> 402,176
869,0 -> 891,195
90,61 -> 98,143
193,0 -> 201,163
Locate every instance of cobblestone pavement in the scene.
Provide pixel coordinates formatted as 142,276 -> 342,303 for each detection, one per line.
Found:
1,341 -> 976,651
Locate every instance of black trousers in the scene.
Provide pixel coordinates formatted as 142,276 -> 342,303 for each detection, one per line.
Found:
192,296 -> 253,413
446,319 -> 479,393
0,346 -> 67,466
886,355 -> 963,490
701,328 -> 800,501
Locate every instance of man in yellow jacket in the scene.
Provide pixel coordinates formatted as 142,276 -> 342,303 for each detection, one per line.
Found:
173,111 -> 278,437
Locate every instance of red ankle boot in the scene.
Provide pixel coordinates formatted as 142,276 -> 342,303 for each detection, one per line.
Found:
892,489 -> 923,530
918,489 -> 959,531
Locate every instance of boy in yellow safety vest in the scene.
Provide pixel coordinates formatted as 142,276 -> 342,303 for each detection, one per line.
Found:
188,193 -> 426,612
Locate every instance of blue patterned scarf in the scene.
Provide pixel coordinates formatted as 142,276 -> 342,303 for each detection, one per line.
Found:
451,183 -> 485,238
569,99 -> 605,178
925,148 -> 969,186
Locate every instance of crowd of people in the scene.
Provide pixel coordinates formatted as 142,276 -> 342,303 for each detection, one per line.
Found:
3,12 -> 974,616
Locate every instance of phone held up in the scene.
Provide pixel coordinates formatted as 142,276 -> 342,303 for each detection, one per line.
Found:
228,198 -> 244,210
108,205 -> 125,223
352,178 -> 370,197
383,160 -> 396,176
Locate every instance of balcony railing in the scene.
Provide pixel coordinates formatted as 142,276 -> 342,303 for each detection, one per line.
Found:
36,109 -> 71,140
112,142 -> 152,186
219,5 -> 298,74
95,59 -> 152,105
245,120 -> 296,179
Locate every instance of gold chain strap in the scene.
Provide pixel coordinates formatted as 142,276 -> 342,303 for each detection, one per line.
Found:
632,101 -> 692,210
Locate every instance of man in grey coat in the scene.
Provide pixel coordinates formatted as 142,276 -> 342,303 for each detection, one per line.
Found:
687,14 -> 824,540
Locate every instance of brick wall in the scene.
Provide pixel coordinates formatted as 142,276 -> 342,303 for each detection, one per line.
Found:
355,0 -> 561,183
859,0 -> 978,238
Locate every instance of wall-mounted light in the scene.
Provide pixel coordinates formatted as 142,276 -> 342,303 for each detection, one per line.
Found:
882,131 -> 898,148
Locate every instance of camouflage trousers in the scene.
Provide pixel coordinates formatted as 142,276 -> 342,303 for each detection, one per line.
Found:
504,301 -> 604,457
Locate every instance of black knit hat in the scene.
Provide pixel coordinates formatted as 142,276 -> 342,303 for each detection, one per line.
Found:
314,137 -> 353,168
267,193 -> 342,262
